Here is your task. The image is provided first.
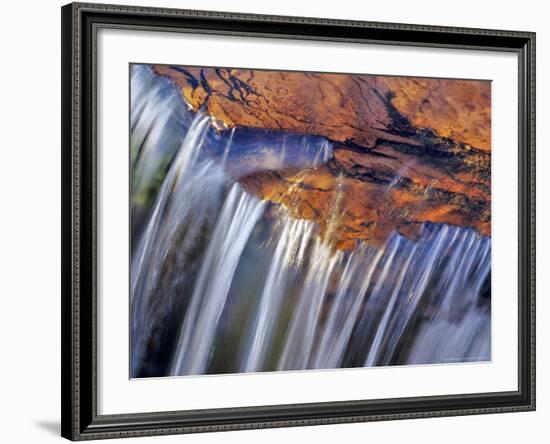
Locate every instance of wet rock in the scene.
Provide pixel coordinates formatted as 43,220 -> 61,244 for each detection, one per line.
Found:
154,65 -> 491,248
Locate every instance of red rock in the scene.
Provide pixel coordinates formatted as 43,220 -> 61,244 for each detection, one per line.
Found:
154,65 -> 491,248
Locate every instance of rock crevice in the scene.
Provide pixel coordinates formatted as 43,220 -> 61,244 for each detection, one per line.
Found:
153,65 -> 491,249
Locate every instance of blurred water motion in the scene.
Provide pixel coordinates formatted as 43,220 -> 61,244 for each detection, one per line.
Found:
130,65 -> 491,378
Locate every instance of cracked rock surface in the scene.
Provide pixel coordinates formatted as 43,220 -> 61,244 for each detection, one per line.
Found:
153,65 -> 491,249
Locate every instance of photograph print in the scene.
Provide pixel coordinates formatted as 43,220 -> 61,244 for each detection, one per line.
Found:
129,63 -> 491,378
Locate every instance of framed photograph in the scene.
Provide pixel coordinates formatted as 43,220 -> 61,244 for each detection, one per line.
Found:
61,2 -> 536,440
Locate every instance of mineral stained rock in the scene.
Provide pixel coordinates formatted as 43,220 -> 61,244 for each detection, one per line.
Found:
153,65 -> 491,249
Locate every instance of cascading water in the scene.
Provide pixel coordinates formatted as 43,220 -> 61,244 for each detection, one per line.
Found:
130,65 -> 335,377
130,65 -> 491,378
239,216 -> 315,373
171,185 -> 266,375
130,111 -> 222,375
361,225 -> 491,367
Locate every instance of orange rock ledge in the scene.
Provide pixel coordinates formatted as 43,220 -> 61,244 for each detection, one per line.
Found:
153,65 -> 491,249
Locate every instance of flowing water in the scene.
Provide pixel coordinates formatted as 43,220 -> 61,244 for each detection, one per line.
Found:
130,65 -> 491,378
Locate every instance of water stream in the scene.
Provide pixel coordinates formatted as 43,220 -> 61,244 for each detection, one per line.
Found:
130,65 -> 491,378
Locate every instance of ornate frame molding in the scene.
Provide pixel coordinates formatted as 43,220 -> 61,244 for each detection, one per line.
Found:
61,2 -> 535,440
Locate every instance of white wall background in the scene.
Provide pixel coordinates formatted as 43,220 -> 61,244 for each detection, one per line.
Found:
0,0 -> 545,443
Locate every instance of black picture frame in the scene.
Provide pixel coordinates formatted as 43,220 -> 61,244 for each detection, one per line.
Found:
61,2 -> 536,440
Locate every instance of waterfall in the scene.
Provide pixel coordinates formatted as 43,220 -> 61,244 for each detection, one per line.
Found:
129,66 -> 336,377
237,220 -> 490,374
310,245 -> 383,369
405,229 -> 491,364
130,65 -> 195,224
130,111 -> 211,304
276,240 -> 343,370
359,225 -> 491,367
130,111 -> 223,374
239,216 -> 315,373
171,184 -> 266,375
130,65 -> 491,378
